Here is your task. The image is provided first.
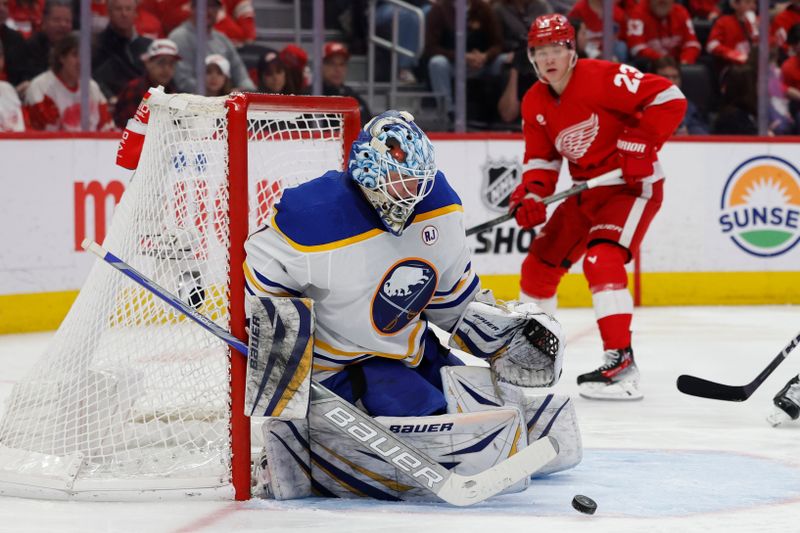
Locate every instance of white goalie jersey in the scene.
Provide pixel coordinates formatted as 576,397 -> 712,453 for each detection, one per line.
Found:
244,170 -> 480,380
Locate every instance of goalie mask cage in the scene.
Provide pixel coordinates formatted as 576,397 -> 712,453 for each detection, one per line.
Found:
0,92 -> 360,501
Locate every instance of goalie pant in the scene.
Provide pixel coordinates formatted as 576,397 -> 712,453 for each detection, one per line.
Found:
257,366 -> 582,502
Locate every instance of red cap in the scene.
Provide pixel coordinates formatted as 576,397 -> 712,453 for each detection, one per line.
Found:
527,14 -> 575,49
323,42 -> 349,61
279,44 -> 308,70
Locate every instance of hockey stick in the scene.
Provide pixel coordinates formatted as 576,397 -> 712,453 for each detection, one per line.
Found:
676,330 -> 800,402
81,239 -> 559,506
465,168 -> 624,236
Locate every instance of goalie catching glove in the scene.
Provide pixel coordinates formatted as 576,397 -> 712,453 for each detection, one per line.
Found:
448,290 -> 565,387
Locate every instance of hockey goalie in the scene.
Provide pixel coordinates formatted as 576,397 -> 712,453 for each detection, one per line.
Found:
243,110 -> 582,502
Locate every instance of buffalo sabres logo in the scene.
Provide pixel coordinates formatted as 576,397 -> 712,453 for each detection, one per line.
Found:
372,259 -> 438,334
481,159 -> 522,213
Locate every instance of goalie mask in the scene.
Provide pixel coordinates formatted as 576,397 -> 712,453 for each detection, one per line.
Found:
348,110 -> 436,236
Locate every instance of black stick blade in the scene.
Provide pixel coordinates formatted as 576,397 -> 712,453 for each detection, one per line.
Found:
676,374 -> 752,402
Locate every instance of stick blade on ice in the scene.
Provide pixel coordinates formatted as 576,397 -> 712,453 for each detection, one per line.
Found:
676,374 -> 752,402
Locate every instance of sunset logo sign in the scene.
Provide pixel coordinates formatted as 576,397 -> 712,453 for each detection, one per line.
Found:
719,156 -> 800,257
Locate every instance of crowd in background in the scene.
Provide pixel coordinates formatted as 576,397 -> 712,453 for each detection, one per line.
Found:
0,0 -> 799,134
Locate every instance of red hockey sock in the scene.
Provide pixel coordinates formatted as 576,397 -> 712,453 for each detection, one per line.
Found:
582,243 -> 633,350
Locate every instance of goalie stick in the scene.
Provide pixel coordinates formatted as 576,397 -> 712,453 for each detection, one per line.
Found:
676,330 -> 800,402
465,168 -> 624,236
81,239 -> 559,506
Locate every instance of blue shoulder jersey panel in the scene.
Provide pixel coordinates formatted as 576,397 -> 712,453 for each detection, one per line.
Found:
271,170 -> 463,249
271,171 -> 386,248
413,171 -> 462,216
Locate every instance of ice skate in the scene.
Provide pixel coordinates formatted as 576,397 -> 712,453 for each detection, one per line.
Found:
767,375 -> 800,427
577,347 -> 642,400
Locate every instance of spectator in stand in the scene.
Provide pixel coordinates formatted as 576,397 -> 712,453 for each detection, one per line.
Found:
24,33 -> 113,131
782,25 -> 800,131
767,45 -> 794,134
205,53 -> 231,96
6,0 -> 71,87
279,44 -> 309,92
140,0 -> 255,46
88,0 -> 163,39
706,0 -> 758,69
0,41 -> 25,130
771,0 -> 800,56
321,42 -> 370,125
567,0 -> 627,59
168,0 -> 255,93
712,64 -> 757,134
0,0 -> 25,80
6,0 -> 42,38
549,0 -> 577,15
494,0 -> 552,63
653,56 -> 709,134
257,48 -> 299,95
626,0 -> 701,67
688,0 -> 721,20
324,0 -> 367,54
424,0 -> 504,119
113,38 -> 178,128
92,0 -> 152,100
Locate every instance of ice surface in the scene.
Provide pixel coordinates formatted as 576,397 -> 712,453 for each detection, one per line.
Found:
0,306 -> 798,533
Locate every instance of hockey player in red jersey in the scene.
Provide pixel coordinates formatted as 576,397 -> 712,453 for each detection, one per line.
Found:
510,14 -> 686,400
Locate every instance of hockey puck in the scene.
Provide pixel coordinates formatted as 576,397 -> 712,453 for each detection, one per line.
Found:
571,494 -> 597,515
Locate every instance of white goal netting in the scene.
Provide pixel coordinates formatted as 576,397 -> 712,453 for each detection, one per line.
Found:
0,92 -> 358,500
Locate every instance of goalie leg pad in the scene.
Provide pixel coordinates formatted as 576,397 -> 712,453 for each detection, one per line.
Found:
305,405 -> 529,502
441,366 -> 582,476
258,418 -> 313,500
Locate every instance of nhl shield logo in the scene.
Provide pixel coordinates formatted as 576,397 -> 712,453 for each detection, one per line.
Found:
481,159 -> 522,213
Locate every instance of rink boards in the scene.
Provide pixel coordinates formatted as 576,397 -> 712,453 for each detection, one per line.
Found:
1,133 -> 799,332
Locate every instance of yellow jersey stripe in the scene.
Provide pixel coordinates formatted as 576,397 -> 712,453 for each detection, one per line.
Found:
315,321 -> 424,360
271,210 -> 385,252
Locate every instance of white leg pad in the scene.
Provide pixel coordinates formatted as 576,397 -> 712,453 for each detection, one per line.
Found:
258,418 -> 312,500
307,407 -> 530,501
441,365 -> 582,476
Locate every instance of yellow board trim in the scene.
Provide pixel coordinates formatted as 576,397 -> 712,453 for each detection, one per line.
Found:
4,271 -> 800,334
482,271 -> 800,307
0,291 -> 78,334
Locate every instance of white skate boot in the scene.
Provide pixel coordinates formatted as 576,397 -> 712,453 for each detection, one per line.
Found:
577,347 -> 643,400
767,375 -> 800,427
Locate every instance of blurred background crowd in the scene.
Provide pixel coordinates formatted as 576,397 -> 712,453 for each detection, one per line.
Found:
0,0 -> 798,134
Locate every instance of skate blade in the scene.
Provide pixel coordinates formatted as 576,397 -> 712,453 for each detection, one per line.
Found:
766,408 -> 793,427
579,381 -> 643,401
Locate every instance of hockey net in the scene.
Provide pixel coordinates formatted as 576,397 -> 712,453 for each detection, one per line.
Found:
0,92 -> 360,500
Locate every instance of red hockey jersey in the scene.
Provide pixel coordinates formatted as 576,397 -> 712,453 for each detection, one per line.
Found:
140,0 -> 255,45
770,5 -> 800,51
520,59 -> 686,191
626,2 -> 701,64
706,13 -> 758,62
568,0 -> 627,58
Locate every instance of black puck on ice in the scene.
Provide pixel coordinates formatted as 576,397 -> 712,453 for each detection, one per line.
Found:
571,494 -> 597,515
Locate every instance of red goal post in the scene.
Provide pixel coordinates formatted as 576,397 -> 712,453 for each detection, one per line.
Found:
226,94 -> 361,499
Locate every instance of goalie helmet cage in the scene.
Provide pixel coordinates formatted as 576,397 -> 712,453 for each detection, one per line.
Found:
0,92 -> 361,501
